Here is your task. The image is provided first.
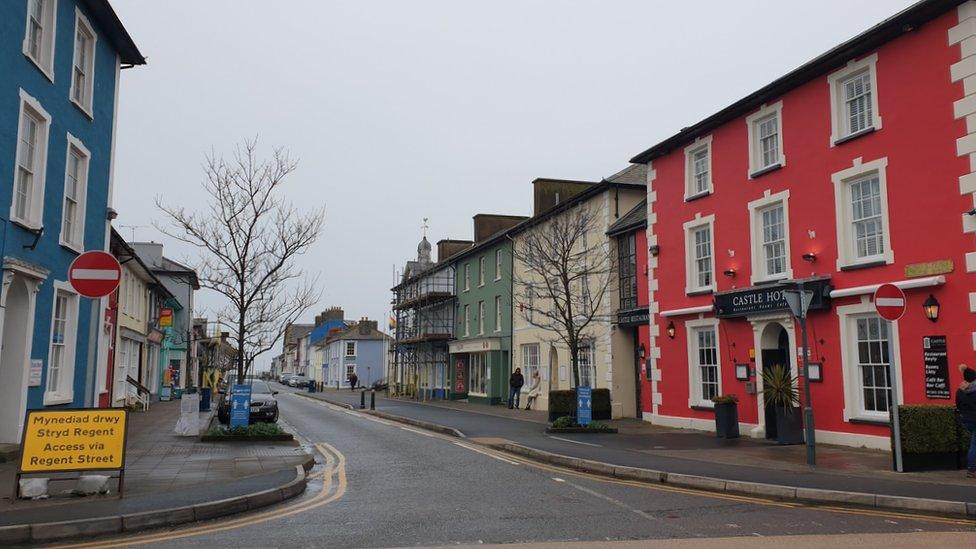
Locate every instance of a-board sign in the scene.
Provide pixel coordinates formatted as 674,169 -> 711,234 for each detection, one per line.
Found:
230,384 -> 252,429
19,409 -> 128,473
923,335 -> 950,400
577,386 -> 592,426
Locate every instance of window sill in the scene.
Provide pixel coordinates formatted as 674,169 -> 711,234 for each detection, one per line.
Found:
24,51 -> 55,83
751,276 -> 787,286
833,126 -> 876,146
839,259 -> 888,272
71,97 -> 94,121
848,417 -> 889,426
749,163 -> 782,179
684,190 -> 712,202
691,405 -> 715,412
44,392 -> 73,406
11,218 -> 43,233
685,288 -> 714,297
60,241 -> 83,255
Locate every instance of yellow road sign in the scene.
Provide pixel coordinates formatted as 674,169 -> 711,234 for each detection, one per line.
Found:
19,409 -> 128,473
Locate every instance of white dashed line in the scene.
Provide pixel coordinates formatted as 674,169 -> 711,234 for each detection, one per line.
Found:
547,435 -> 602,447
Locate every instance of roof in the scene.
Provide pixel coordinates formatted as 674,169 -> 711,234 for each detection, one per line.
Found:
324,323 -> 392,344
607,199 -> 648,236
81,0 -> 145,65
605,164 -> 647,185
629,0 -> 960,164
155,257 -> 200,289
309,319 -> 348,345
110,228 -> 174,300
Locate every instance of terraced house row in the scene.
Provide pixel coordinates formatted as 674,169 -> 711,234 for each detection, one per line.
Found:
391,0 -> 976,449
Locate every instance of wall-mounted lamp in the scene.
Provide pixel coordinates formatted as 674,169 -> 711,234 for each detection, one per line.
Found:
649,245 -> 660,257
638,344 -> 646,360
666,321 -> 676,339
107,207 -> 119,221
922,294 -> 940,322
802,252 -> 817,262
967,208 -> 976,216
722,268 -> 736,278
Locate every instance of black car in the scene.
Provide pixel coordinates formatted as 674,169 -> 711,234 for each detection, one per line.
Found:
217,381 -> 279,424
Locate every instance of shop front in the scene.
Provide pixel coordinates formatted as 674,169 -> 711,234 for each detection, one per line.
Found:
449,337 -> 507,405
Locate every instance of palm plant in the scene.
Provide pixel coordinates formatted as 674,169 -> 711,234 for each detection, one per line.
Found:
761,364 -> 799,411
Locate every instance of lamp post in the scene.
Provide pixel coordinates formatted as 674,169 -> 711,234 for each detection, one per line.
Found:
784,281 -> 816,467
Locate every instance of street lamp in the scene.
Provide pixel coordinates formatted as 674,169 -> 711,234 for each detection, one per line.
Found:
922,294 -> 940,322
784,281 -> 817,467
638,344 -> 646,360
666,321 -> 676,339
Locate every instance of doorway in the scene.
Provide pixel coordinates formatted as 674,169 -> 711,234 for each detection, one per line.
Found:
0,276 -> 33,443
760,324 -> 791,440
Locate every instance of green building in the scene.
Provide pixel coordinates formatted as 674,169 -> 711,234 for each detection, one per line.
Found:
448,215 -> 526,405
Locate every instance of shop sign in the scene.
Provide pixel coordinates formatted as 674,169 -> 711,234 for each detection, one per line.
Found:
159,308 -> 173,327
617,309 -> 650,327
147,329 -> 164,344
448,338 -> 501,354
714,278 -> 831,318
905,260 -> 953,279
28,359 -> 42,387
454,359 -> 466,393
923,335 -> 950,400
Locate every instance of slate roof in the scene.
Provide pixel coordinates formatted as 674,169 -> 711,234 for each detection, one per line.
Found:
605,164 -> 647,185
607,199 -> 648,236
82,0 -> 145,65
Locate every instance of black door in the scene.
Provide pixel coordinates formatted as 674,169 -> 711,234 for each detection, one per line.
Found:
761,349 -> 789,440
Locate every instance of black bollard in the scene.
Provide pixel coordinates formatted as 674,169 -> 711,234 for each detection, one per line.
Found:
360,390 -> 366,409
370,389 -> 376,410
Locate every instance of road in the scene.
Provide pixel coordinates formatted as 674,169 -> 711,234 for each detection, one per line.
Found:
57,385 -> 976,548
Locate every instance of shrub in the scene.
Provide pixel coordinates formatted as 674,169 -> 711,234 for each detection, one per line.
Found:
551,416 -> 575,429
898,405 -> 959,454
207,423 -> 285,437
547,388 -> 612,420
711,394 -> 738,405
549,416 -> 613,430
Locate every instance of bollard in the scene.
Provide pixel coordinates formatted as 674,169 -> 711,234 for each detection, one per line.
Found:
360,390 -> 366,409
370,389 -> 376,410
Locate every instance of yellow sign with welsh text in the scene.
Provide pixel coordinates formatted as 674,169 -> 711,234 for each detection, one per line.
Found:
19,409 -> 128,473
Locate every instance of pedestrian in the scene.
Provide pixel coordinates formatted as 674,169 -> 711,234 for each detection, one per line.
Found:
956,364 -> 976,478
349,372 -> 358,391
525,370 -> 541,410
508,368 -> 524,409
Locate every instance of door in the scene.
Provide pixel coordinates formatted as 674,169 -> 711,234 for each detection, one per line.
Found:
761,349 -> 789,440
0,277 -> 32,443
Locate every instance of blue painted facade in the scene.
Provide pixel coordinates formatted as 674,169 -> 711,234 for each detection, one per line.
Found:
0,0 -> 142,434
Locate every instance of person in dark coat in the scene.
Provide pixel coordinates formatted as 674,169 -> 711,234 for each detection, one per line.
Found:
955,364 -> 976,478
508,368 -> 525,409
349,372 -> 359,391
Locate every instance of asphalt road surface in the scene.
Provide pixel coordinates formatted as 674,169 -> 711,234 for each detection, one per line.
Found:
58,386 -> 976,548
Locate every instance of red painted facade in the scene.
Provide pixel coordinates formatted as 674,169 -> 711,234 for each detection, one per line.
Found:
638,7 -> 975,446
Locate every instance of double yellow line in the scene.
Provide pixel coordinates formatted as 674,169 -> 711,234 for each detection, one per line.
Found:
52,442 -> 348,548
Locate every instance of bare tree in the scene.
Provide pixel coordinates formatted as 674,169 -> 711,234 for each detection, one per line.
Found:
157,139 -> 323,381
511,205 -> 615,388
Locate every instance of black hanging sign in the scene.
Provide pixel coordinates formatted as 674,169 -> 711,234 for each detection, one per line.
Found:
713,278 -> 832,318
923,335 -> 950,400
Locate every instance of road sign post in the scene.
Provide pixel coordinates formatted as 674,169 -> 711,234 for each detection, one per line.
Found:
68,251 -> 122,298
577,386 -> 592,427
874,283 -> 906,473
784,283 -> 816,467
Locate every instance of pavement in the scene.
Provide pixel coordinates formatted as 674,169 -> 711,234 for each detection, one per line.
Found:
0,399 -> 314,545
292,386 -> 976,510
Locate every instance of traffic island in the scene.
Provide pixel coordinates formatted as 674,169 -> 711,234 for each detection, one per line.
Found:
200,423 -> 295,442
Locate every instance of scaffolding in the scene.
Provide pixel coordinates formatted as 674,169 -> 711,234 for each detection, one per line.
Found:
391,264 -> 455,400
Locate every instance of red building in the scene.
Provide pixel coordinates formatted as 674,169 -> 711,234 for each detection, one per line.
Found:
631,0 -> 976,449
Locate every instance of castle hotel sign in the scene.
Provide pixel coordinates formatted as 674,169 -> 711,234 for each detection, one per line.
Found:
713,278 -> 832,318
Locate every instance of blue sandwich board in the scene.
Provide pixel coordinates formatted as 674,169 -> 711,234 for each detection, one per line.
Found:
577,385 -> 592,426
230,384 -> 252,429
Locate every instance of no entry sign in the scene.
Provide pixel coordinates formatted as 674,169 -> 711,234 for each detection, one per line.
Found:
874,283 -> 906,321
69,251 -> 122,298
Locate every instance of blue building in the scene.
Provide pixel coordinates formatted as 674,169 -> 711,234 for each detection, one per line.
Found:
322,318 -> 391,389
0,0 -> 144,444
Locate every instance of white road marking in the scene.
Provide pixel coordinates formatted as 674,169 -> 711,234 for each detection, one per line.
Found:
552,477 -> 565,483
400,426 -> 437,437
453,441 -> 520,465
561,479 -> 661,523
548,435 -> 602,447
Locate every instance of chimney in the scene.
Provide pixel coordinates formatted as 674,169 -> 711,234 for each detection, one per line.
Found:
436,239 -> 473,262
472,214 -> 529,243
323,307 -> 344,322
531,178 -> 594,215
358,317 -> 377,335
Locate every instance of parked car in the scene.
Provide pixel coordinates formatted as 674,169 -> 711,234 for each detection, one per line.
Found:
279,373 -> 297,385
287,375 -> 310,388
217,381 -> 280,424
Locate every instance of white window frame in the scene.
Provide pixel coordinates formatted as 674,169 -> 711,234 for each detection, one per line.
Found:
683,214 -> 716,294
345,341 -> 356,357
685,317 -> 721,408
478,300 -> 485,335
478,256 -> 485,287
828,53 -> 881,145
45,281 -> 80,405
577,340 -> 595,388
837,298 -> 902,422
494,295 -> 502,332
831,157 -> 893,270
345,363 -> 357,379
746,101 -> 785,177
494,249 -> 502,281
70,8 -> 97,118
683,136 -> 713,200
11,89 -> 51,230
468,353 -> 489,396
747,189 -> 793,284
463,263 -> 470,292
22,0 -> 58,81
60,133 -> 90,253
521,343 -> 539,389
463,304 -> 470,337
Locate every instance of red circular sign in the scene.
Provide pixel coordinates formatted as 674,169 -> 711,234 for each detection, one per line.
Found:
874,283 -> 906,321
68,251 -> 122,298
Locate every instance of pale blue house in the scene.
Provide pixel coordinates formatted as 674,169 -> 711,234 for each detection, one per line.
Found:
0,0 -> 144,444
323,319 -> 391,388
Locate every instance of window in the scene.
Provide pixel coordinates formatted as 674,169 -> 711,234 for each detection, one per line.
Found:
345,364 -> 356,379
617,233 -> 638,310
746,102 -> 785,176
683,136 -> 713,199
71,10 -> 97,116
478,300 -> 485,335
469,353 -> 489,395
831,157 -> 893,269
683,215 -> 715,294
855,316 -> 891,413
578,341 -> 595,388
838,298 -> 901,421
478,257 -> 485,286
494,295 -> 502,332
345,341 -> 356,357
463,305 -> 470,336
463,263 -> 470,291
685,319 -> 720,407
12,90 -> 51,229
748,190 -> 792,283
495,249 -> 503,281
45,283 -> 79,404
23,0 -> 57,79
60,135 -> 90,252
521,344 -> 540,384
828,54 -> 881,144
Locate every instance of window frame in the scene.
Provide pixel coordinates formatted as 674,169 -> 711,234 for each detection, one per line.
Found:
747,190 -> 793,284
468,352 -> 489,396
521,343 -> 540,388
70,8 -> 97,118
478,256 -> 485,287
827,54 -> 881,146
45,281 -> 80,405
22,0 -> 58,81
683,136 -> 713,200
478,300 -> 485,335
684,317 -> 721,408
494,249 -> 503,281
463,263 -> 470,292
494,295 -> 502,332
683,214 -> 716,295
344,341 -> 356,357
577,340 -> 595,388
837,299 -> 902,422
11,89 -> 52,230
745,101 -> 786,177
60,133 -> 90,253
463,304 -> 470,337
617,233 -> 638,310
831,157 -> 893,270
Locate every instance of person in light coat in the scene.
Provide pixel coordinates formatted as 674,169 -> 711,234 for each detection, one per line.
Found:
524,371 -> 542,411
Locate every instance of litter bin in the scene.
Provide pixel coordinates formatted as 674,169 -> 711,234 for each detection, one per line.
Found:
200,387 -> 212,411
307,380 -> 316,393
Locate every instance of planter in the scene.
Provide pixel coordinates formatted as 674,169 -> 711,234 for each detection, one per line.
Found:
200,433 -> 294,442
899,451 -> 959,472
545,427 -> 618,434
774,406 -> 804,445
714,402 -> 740,439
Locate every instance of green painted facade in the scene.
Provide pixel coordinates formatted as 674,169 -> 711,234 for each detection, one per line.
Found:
448,239 -> 513,406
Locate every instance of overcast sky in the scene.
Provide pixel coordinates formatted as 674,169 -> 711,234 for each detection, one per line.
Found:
109,0 -> 916,369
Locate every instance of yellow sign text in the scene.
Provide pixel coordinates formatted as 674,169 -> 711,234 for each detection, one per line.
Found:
19,409 -> 127,473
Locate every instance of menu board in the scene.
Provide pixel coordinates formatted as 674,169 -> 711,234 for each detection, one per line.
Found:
923,335 -> 950,400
